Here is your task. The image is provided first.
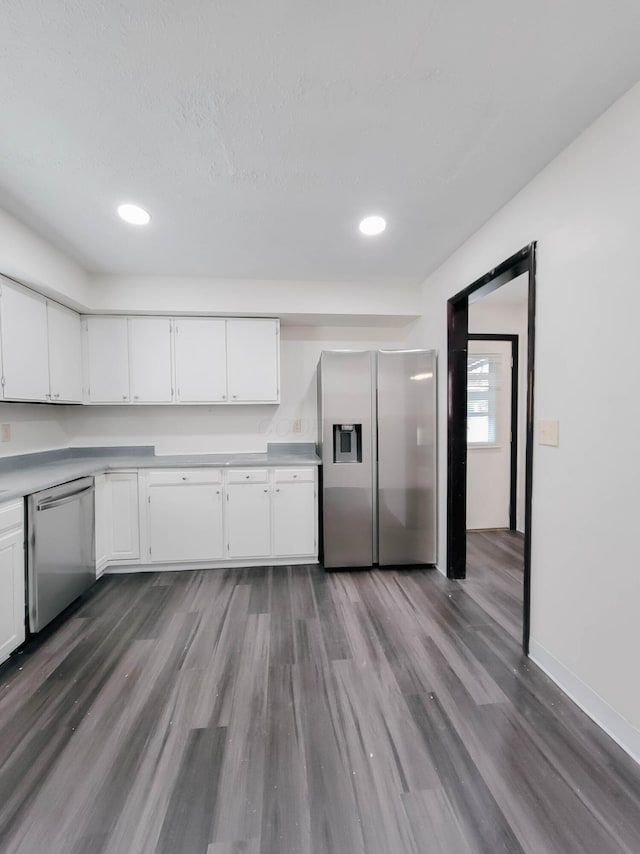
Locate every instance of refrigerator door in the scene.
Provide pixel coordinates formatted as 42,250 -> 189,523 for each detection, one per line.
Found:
318,351 -> 375,568
377,350 -> 437,565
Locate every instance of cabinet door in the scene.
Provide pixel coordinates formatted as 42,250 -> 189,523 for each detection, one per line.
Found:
85,317 -> 130,403
94,474 -> 109,573
226,319 -> 279,402
128,317 -> 173,403
148,480 -> 223,562
105,472 -> 140,561
174,318 -> 227,403
0,527 -> 26,664
226,482 -> 271,557
0,281 -> 49,401
273,481 -> 317,557
47,302 -> 83,403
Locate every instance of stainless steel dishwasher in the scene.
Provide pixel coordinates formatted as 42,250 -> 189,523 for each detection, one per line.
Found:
27,477 -> 95,632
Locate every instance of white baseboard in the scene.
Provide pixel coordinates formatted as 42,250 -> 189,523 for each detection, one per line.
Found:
529,639 -> 640,766
104,556 -> 318,574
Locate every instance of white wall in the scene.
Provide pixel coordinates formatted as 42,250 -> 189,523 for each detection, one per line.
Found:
87,274 -> 420,326
408,80 -> 640,761
0,208 -> 88,308
0,403 -> 70,458
63,325 -> 412,454
468,292 -> 528,531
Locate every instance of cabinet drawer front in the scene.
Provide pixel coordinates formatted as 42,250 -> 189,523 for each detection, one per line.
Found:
273,468 -> 315,483
226,469 -> 269,484
0,502 -> 23,534
147,469 -> 222,486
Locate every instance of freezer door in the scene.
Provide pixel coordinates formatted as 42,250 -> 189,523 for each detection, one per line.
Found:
377,350 -> 437,565
318,351 -> 375,568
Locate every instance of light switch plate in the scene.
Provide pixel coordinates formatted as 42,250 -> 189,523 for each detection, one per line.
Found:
0,423 -> 11,442
538,420 -> 559,447
292,418 -> 302,434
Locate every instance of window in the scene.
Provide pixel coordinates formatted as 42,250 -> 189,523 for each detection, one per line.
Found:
467,353 -> 501,445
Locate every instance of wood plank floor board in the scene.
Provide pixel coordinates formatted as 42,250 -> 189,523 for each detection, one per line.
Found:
208,840 -> 260,854
308,571 -> 352,663
291,659 -> 366,854
401,787 -> 474,854
330,659 -> 433,854
246,566 -> 271,616
154,726 -> 228,854
0,533 -> 638,853
406,691 -> 526,854
102,667 -> 204,854
268,568 -> 295,667
260,663 -> 312,854
210,613 -> 270,845
189,584 -> 252,729
289,565 -> 317,621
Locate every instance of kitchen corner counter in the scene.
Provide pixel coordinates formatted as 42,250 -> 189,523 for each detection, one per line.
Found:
0,443 -> 321,502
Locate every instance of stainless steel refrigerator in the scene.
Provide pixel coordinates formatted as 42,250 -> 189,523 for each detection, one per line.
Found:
317,349 -> 437,569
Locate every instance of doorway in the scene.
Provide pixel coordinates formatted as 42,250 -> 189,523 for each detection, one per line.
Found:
467,334 -> 519,531
447,244 -> 536,653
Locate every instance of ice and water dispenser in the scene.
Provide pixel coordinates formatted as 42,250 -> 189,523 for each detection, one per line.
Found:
333,424 -> 362,464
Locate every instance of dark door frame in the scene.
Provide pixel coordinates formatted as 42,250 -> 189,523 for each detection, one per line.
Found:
447,243 -> 536,653
467,333 -> 519,532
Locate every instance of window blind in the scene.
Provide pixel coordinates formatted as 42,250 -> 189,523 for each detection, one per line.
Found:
467,352 -> 502,445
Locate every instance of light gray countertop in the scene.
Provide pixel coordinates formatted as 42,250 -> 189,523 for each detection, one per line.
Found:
0,444 -> 320,503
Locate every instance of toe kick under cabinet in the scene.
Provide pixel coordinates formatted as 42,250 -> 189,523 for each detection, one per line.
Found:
97,466 -> 319,572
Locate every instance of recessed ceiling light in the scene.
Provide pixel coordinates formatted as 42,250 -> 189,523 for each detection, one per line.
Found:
117,203 -> 151,226
359,215 -> 387,236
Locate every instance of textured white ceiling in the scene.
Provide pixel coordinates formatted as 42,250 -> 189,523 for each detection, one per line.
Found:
1,1 -> 640,281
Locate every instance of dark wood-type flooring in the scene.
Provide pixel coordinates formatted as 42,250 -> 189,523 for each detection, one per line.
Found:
466,529 -> 526,644
1,535 -> 640,853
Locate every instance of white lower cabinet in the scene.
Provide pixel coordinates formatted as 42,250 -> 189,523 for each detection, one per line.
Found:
95,472 -> 140,569
94,474 -> 108,572
99,465 -> 318,570
0,502 -> 26,664
226,474 -> 272,558
273,473 -> 317,557
147,470 -> 224,563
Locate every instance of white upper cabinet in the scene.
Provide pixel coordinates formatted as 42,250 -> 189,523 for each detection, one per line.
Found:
128,317 -> 173,403
84,316 -> 130,403
174,317 -> 227,403
0,280 -> 50,401
47,301 -> 83,403
0,277 -> 280,407
226,318 -> 279,402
